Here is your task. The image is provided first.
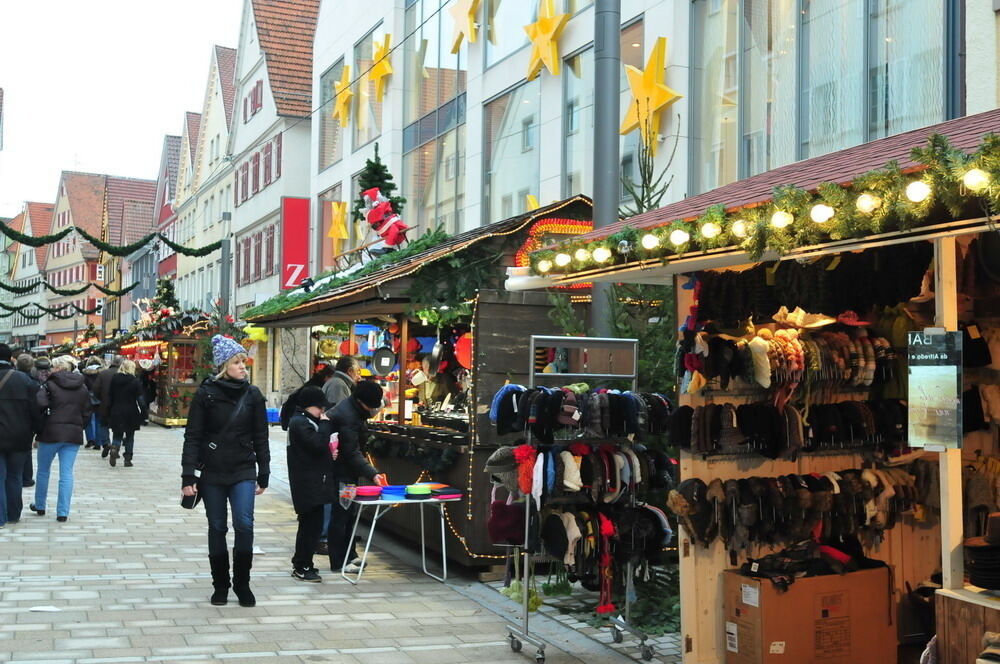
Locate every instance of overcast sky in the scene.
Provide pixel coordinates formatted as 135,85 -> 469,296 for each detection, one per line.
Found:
0,0 -> 243,218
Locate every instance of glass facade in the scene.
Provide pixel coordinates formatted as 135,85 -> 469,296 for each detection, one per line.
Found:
484,79 -> 541,223
401,0 -> 468,235
563,20 -> 645,199
317,183 -> 343,272
692,0 -> 947,194
485,0 -> 535,68
353,25 -> 386,149
318,59 -> 345,171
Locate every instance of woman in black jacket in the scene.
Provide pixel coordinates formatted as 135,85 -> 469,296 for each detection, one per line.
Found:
31,356 -> 92,522
181,336 -> 269,607
106,359 -> 145,468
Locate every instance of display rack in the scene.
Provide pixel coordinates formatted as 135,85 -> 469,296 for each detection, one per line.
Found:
503,335 -> 654,662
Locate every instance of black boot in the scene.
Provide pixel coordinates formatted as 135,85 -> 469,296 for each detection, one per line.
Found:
208,554 -> 230,606
123,453 -> 133,467
109,447 -> 119,467
101,444 -> 111,458
232,550 -> 256,607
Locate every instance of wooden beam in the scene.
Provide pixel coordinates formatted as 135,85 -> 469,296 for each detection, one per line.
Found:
935,236 -> 964,590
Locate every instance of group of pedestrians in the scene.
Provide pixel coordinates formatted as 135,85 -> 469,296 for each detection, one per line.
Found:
0,346 -> 148,529
182,340 -> 388,607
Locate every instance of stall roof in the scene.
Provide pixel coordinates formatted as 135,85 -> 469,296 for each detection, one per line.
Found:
571,107 -> 1000,243
248,195 -> 592,326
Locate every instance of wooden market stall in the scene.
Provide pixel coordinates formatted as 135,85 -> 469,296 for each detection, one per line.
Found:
508,109 -> 1000,662
246,197 -> 594,567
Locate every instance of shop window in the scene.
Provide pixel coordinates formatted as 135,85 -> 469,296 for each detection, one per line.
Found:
353,25 -> 386,150
485,0 -> 535,68
317,183 -> 344,272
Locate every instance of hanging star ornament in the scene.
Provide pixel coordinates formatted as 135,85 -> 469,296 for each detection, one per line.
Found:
449,0 -> 481,54
370,34 -> 394,103
525,194 -> 540,211
333,65 -> 353,128
524,0 -> 570,81
327,201 -> 348,255
620,37 -> 682,154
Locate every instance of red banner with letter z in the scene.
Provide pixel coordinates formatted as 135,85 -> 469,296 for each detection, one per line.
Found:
280,197 -> 310,290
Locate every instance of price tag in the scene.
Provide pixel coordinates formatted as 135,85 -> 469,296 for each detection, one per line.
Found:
571,410 -> 581,421
769,641 -> 786,654
741,583 -> 759,607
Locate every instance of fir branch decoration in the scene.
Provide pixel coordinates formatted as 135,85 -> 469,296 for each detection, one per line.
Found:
158,234 -> 222,257
75,227 -> 156,257
0,221 -> 74,247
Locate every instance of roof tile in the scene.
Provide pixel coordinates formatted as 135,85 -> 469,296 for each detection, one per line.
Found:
251,0 -> 319,118
215,45 -> 238,128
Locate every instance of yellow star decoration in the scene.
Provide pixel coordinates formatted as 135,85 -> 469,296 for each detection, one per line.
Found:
620,37 -> 682,154
524,0 -> 570,81
415,39 -> 430,80
525,194 -> 540,211
370,34 -> 393,103
333,65 -> 353,128
327,201 -> 348,255
449,0 -> 481,54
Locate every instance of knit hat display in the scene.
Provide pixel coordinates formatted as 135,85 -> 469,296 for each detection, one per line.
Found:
484,446 -> 520,495
296,386 -> 330,411
354,380 -> 384,409
211,334 -> 245,368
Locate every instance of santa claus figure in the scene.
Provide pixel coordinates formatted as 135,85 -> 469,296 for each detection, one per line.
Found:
361,187 -> 409,247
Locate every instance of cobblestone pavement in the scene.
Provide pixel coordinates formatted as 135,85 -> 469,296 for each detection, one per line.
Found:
0,424 -> 630,664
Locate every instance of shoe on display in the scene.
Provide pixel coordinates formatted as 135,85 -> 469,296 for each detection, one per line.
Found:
292,567 -> 322,582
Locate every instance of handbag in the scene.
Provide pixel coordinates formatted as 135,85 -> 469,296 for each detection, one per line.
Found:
487,486 -> 526,545
198,387 -> 252,469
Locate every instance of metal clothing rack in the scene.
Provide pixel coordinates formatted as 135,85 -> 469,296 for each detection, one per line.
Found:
503,336 -> 655,662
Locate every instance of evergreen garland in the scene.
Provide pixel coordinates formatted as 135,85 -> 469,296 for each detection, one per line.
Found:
74,227 -> 157,257
0,219 -> 221,258
0,278 -> 139,297
532,132 -> 1000,271
0,222 -> 74,247
0,300 -> 99,315
158,234 -> 222,257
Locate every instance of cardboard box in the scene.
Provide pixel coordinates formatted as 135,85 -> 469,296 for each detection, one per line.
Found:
723,567 -> 895,664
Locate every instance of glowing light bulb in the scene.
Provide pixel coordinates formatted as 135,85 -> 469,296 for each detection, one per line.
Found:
554,253 -> 571,267
669,229 -> 690,246
731,219 -> 749,238
905,180 -> 931,203
810,204 -> 834,224
593,247 -> 612,263
700,222 -> 722,239
574,248 -> 590,262
770,211 -> 793,229
640,233 -> 660,250
964,168 -> 990,192
856,193 -> 881,214
536,259 -> 552,273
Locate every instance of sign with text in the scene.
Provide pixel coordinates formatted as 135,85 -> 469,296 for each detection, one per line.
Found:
907,328 -> 963,449
280,197 -> 310,290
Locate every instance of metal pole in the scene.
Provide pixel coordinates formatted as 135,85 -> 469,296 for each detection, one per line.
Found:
590,0 -> 621,338
219,237 -> 232,318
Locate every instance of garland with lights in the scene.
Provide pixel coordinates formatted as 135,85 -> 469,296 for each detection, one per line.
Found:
531,132 -> 1000,274
0,220 -> 221,258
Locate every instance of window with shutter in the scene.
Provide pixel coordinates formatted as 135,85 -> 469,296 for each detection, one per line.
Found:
264,225 -> 275,276
234,240 -> 242,286
242,237 -> 251,284
252,232 -> 262,282
241,163 -> 249,200
243,97 -> 248,123
275,133 -> 282,179
233,168 -> 240,207
263,142 -> 272,185
255,80 -> 263,113
252,153 -> 260,194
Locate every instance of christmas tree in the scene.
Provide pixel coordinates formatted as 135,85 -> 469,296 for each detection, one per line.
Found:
351,143 -> 406,223
151,278 -> 180,312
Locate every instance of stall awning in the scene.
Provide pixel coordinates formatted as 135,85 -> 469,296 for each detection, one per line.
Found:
248,196 -> 593,326
514,108 -> 1000,288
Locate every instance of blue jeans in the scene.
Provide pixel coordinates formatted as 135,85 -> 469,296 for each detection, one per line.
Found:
97,416 -> 110,448
201,480 -> 256,556
319,503 -> 332,543
111,430 -> 135,455
85,414 -> 99,445
0,450 -> 29,524
34,443 -> 80,518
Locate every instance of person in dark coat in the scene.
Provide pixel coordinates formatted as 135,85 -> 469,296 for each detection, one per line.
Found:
81,357 -> 104,449
0,344 -> 43,527
325,380 -> 386,573
287,387 -> 338,581
181,335 -> 269,608
107,359 -> 146,468
16,354 -> 40,488
91,355 -> 121,457
31,355 -> 92,522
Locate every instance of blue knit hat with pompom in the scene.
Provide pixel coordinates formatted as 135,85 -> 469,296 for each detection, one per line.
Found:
212,334 -> 245,369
